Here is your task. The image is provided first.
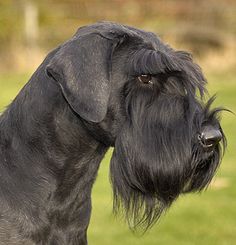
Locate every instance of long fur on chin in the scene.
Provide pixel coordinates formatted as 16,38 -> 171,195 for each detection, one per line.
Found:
110,49 -> 226,230
110,96 -> 226,230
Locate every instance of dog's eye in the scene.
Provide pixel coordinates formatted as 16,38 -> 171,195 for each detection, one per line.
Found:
137,75 -> 153,84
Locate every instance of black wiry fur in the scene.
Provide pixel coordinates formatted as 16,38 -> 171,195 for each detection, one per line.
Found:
0,22 -> 226,244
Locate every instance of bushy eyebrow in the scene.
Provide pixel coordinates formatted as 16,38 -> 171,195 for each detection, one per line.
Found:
129,48 -> 207,97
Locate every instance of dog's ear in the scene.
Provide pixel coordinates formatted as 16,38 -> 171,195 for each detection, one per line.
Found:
46,33 -> 116,122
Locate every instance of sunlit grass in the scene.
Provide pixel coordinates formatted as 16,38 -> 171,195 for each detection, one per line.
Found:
0,71 -> 235,245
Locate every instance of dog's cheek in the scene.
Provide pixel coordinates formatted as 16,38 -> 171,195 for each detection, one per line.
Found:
110,125 -> 185,206
109,126 -> 189,229
110,130 -> 167,229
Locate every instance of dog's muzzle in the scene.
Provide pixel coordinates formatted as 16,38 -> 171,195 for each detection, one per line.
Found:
198,125 -> 222,151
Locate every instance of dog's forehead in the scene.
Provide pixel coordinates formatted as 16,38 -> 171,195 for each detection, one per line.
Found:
72,21 -> 206,97
75,21 -> 163,50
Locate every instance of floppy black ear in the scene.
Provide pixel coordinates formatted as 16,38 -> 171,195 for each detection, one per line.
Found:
46,33 -> 114,122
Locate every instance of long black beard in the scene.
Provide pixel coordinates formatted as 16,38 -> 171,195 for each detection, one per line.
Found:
110,83 -> 225,230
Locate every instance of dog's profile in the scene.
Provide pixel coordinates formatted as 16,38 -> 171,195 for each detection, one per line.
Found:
0,22 -> 225,244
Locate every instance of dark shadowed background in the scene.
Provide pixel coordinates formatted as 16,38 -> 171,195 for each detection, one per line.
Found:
0,0 -> 235,244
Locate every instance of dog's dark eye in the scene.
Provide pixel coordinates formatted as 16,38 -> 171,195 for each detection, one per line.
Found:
137,75 -> 153,84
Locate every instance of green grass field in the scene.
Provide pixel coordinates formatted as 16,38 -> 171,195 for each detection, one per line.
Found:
0,71 -> 235,245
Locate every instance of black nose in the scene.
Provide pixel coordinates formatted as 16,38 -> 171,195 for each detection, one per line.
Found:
199,126 -> 222,150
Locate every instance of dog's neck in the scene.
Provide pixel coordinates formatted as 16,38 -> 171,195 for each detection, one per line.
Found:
0,71 -> 108,244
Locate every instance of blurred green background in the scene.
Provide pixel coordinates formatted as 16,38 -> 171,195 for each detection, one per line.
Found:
0,0 -> 235,244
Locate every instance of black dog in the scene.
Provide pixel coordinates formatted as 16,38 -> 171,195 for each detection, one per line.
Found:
0,22 -> 225,244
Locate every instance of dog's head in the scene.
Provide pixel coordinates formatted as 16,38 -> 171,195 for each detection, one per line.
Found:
46,22 -> 226,230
